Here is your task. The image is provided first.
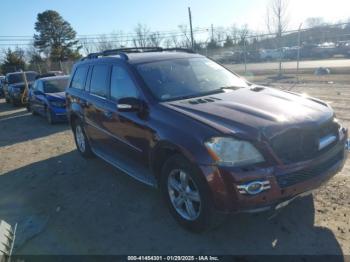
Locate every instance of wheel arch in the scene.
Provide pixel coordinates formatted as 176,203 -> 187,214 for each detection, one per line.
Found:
150,140 -> 196,184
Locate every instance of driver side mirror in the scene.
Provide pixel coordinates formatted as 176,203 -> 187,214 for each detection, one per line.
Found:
117,97 -> 144,112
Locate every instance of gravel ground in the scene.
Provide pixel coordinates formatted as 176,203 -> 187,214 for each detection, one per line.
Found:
0,81 -> 349,255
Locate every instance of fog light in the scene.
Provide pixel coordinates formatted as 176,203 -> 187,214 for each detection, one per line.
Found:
237,180 -> 271,195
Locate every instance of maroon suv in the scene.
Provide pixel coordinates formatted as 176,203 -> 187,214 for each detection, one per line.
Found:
66,48 -> 349,232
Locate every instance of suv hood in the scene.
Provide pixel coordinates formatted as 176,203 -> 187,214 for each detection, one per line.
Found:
162,86 -> 334,140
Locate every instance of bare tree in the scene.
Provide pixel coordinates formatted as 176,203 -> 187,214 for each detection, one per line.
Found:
133,23 -> 151,48
214,26 -> 226,46
171,35 -> 179,47
80,38 -> 96,55
95,35 -> 115,51
305,17 -> 325,28
266,0 -> 289,77
229,24 -> 239,45
239,24 -> 249,45
149,32 -> 162,47
178,24 -> 192,48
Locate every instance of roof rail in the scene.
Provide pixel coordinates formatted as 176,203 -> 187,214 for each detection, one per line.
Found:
81,47 -> 196,61
162,48 -> 195,53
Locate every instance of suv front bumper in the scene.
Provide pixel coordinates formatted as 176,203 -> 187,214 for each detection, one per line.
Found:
200,135 -> 349,214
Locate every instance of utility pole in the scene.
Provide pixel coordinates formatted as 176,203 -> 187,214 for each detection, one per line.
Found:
211,24 -> 214,42
188,7 -> 194,49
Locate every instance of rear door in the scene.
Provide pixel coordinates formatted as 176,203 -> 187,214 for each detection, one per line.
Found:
83,63 -> 111,151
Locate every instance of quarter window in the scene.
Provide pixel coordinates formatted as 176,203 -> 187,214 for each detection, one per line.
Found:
71,66 -> 88,90
90,64 -> 109,97
110,66 -> 138,100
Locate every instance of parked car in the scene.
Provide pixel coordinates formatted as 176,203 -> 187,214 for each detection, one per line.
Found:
28,76 -> 69,124
66,48 -> 349,232
0,76 -> 5,97
3,71 -> 38,106
35,71 -> 65,80
259,48 -> 283,61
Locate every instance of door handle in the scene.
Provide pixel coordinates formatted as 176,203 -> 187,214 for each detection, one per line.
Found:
104,111 -> 113,119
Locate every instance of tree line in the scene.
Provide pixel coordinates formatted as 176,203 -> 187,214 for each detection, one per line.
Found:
1,0 -> 350,75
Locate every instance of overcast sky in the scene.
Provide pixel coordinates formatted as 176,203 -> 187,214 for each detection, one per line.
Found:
0,0 -> 349,45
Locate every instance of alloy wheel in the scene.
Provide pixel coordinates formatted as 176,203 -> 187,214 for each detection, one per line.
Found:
167,169 -> 201,221
75,125 -> 86,153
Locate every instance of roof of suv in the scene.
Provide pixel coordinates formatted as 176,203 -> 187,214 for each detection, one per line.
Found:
126,51 -> 203,64
79,50 -> 203,66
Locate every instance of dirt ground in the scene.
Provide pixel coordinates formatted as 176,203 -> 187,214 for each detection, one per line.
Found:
0,78 -> 349,255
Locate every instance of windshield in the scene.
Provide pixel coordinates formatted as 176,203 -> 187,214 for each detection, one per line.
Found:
43,78 -> 68,93
137,57 -> 248,101
8,72 -> 38,84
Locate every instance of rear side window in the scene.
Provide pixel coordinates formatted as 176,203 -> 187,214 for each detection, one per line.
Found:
90,64 -> 109,97
110,65 -> 138,100
71,66 -> 88,90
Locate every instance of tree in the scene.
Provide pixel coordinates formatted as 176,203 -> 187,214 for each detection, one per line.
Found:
223,36 -> 234,48
305,17 -> 325,28
266,0 -> 289,77
34,10 -> 81,61
1,48 -> 26,74
133,24 -> 151,48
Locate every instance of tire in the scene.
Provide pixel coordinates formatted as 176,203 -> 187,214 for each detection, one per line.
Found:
10,97 -> 18,107
160,154 -> 223,232
30,104 -> 37,116
26,104 -> 31,113
46,108 -> 55,124
72,119 -> 94,158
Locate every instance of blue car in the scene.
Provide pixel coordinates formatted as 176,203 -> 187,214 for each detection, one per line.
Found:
28,76 -> 69,124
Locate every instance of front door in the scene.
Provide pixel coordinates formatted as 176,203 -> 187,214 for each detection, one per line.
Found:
102,64 -> 153,169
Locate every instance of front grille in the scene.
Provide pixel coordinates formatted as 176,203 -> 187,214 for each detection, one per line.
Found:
271,120 -> 339,163
276,150 -> 344,188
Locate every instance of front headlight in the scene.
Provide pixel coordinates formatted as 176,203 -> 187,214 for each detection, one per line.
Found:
205,137 -> 264,167
50,101 -> 65,108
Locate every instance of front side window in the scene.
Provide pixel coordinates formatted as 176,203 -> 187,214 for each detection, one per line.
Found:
137,57 -> 248,101
71,66 -> 88,90
90,64 -> 109,97
37,81 -> 44,92
110,66 -> 138,100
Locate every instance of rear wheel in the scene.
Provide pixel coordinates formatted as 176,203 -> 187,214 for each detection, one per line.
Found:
160,154 -> 222,232
73,119 -> 94,158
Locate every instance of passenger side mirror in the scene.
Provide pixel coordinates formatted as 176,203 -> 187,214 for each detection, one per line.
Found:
117,97 -> 143,112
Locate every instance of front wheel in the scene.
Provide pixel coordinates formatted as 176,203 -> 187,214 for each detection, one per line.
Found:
46,108 -> 54,124
160,154 -> 222,232
73,119 -> 94,158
